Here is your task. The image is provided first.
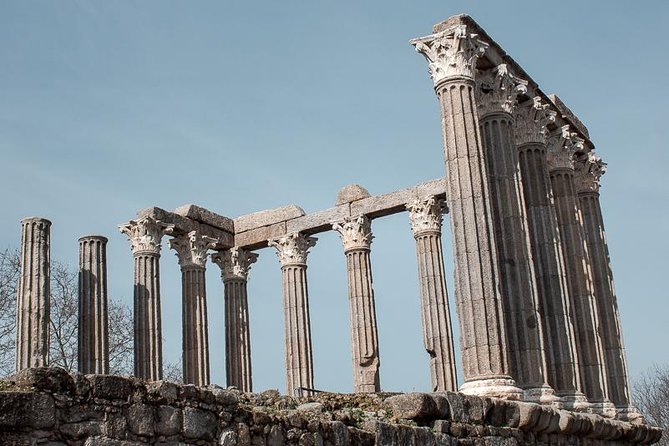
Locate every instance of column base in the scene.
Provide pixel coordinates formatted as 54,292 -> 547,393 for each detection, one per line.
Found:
552,391 -> 591,412
615,405 -> 644,424
588,400 -> 617,418
523,384 -> 559,404
460,377 -> 523,400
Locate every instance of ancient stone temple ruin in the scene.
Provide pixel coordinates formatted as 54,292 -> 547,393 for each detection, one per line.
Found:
2,14 -> 662,446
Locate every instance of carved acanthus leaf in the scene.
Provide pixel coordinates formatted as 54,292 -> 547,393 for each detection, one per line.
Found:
406,197 -> 447,235
574,151 -> 607,194
169,230 -> 218,269
119,216 -> 171,255
211,247 -> 259,281
476,64 -> 528,116
514,96 -> 557,146
332,215 -> 374,252
269,233 -> 317,266
410,24 -> 488,84
546,125 -> 584,172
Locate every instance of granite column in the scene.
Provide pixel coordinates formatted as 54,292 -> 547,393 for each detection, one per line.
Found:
16,217 -> 51,371
407,197 -> 458,392
514,98 -> 587,408
575,153 -> 637,419
78,235 -> 109,374
269,233 -> 316,395
411,24 -> 521,398
212,247 -> 258,392
477,66 -> 554,402
547,127 -> 614,416
170,230 -> 217,386
119,216 -> 167,381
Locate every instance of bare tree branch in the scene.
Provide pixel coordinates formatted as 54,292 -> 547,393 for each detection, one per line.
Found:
634,364 -> 669,445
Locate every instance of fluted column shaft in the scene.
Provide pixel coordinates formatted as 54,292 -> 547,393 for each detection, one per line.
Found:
517,143 -> 583,401
180,266 -> 209,385
170,230 -> 217,386
478,69 -> 552,400
334,216 -> 380,393
78,235 -> 110,374
16,217 -> 51,371
411,27 -> 521,398
408,198 -> 457,392
550,167 -> 609,409
575,155 -> 632,416
119,216 -> 166,381
269,234 -> 316,395
213,247 -> 258,392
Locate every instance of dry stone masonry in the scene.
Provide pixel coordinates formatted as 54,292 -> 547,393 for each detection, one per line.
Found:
6,13 -> 660,445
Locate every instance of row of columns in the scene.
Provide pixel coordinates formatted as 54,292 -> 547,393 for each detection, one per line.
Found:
111,199 -> 458,396
411,24 -> 633,417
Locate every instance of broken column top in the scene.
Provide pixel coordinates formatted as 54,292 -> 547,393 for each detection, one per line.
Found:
21,217 -> 51,225
78,235 -> 108,242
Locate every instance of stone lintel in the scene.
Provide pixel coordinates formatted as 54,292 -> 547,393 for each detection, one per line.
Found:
173,204 -> 234,233
351,178 -> 447,218
233,179 -> 448,249
234,205 -> 306,233
427,14 -> 592,147
137,207 -> 234,249
234,222 -> 287,250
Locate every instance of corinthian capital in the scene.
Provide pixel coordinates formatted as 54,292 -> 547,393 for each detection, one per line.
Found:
332,215 -> 373,252
406,197 -> 447,236
269,233 -> 317,267
514,97 -> 557,146
119,216 -> 171,255
574,151 -> 607,194
211,247 -> 259,282
410,24 -> 488,84
169,230 -> 218,269
546,125 -> 585,172
476,64 -> 528,116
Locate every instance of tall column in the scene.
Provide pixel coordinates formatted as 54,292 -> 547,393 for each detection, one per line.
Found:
119,216 -> 168,381
212,247 -> 258,392
16,217 -> 51,371
333,215 -> 380,393
406,197 -> 457,392
514,98 -> 587,409
477,66 -> 554,403
547,127 -> 614,416
170,230 -> 217,386
411,24 -> 522,399
268,233 -> 316,395
78,235 -> 110,374
574,153 -> 638,420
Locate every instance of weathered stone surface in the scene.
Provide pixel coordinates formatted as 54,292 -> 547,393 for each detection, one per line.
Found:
336,184 -> 371,205
88,374 -> 133,400
156,405 -> 182,436
13,366 -> 75,394
0,391 -> 55,428
60,421 -> 103,439
235,205 -> 305,233
350,178 -> 447,218
174,204 -> 235,232
386,393 -> 438,420
128,403 -> 155,436
234,222 -> 287,249
183,407 -> 217,440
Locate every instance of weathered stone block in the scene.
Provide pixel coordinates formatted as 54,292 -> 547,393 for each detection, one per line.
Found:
60,421 -> 103,439
127,403 -> 155,436
267,424 -> 285,446
146,380 -> 180,404
220,428 -> 238,446
13,367 -> 75,395
156,405 -> 182,436
84,438 -> 145,446
183,407 -> 217,440
102,412 -> 128,439
235,205 -> 305,233
88,375 -> 133,401
0,391 -> 55,429
386,392 -> 438,420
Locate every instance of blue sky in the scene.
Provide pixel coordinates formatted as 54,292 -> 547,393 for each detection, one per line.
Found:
0,1 -> 667,394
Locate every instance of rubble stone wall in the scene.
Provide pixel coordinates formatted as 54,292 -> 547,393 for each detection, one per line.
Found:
0,368 -> 661,446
